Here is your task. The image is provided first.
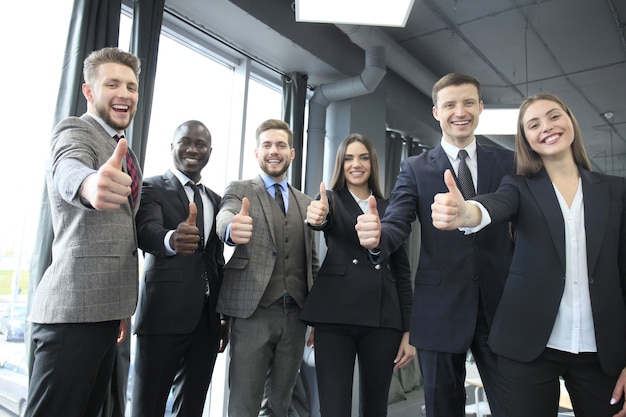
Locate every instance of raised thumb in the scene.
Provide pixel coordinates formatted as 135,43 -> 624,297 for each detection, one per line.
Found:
239,197 -> 250,216
444,169 -> 464,200
186,202 -> 197,225
108,138 -> 128,170
319,182 -> 328,206
368,195 -> 378,217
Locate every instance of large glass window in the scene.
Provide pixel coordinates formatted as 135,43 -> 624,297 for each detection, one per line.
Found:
0,0 -> 73,304
241,77 -> 283,180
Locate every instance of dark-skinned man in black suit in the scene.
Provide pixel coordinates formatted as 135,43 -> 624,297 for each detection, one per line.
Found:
131,120 -> 228,417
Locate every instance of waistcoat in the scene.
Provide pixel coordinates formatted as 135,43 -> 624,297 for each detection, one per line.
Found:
259,189 -> 307,307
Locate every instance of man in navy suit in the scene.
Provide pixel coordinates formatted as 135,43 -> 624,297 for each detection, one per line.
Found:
131,120 -> 228,417
356,73 -> 514,417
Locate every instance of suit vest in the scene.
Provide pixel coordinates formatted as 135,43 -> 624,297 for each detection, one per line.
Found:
259,188 -> 307,307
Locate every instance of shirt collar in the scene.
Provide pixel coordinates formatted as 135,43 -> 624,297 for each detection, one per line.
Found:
86,113 -> 123,138
259,172 -> 287,191
440,138 -> 477,161
171,168 -> 202,187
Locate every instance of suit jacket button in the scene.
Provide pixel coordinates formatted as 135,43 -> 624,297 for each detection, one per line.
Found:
132,249 -> 138,257
352,259 -> 358,265
374,264 -> 381,270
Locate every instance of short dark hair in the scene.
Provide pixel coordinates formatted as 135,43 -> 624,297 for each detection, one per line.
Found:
432,73 -> 481,106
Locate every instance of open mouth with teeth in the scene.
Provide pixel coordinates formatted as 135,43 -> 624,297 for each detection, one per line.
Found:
541,134 -> 560,145
112,104 -> 129,113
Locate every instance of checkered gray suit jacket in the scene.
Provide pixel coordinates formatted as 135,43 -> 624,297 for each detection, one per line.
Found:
28,114 -> 141,324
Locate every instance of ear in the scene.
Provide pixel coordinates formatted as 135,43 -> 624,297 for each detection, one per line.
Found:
432,105 -> 440,121
82,83 -> 93,103
478,100 -> 484,115
289,148 -> 295,161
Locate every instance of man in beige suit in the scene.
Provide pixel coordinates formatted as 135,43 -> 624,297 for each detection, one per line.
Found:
26,47 -> 142,417
216,119 -> 318,417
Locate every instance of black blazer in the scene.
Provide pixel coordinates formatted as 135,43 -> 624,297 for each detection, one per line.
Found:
134,169 -> 225,334
300,189 -> 413,331
380,143 -> 515,353
475,168 -> 626,375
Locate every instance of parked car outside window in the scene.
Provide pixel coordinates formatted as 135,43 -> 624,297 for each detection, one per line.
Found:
0,304 -> 26,343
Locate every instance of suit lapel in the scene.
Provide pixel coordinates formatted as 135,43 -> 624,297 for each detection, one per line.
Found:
476,145 -> 497,194
164,170 -> 191,216
252,176 -> 277,244
581,169 -> 609,274
527,170 -> 567,271
428,145 -> 453,179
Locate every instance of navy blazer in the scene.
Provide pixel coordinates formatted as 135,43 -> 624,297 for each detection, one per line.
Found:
300,189 -> 412,331
134,169 -> 225,334
380,143 -> 515,353
475,168 -> 626,375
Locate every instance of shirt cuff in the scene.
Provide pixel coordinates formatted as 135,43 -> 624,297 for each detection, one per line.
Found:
164,230 -> 176,256
459,200 -> 492,234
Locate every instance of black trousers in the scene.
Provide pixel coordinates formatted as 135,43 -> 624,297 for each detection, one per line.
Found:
26,321 -> 120,417
131,301 -> 220,417
498,348 -> 625,417
418,300 -> 504,417
313,323 -> 402,417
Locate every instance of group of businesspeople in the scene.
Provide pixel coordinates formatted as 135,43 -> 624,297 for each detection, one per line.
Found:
22,44 -> 626,417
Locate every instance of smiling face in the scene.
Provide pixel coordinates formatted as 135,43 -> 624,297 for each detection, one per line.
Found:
255,128 -> 294,181
521,99 -> 575,161
432,83 -> 483,148
171,122 -> 212,183
343,141 -> 371,195
82,62 -> 138,131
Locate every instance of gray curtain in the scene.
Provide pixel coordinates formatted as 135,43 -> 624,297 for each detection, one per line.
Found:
282,73 -> 308,191
27,1 -> 163,416
127,0 -> 165,167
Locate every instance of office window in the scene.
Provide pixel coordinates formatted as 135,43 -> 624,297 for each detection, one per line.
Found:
0,0 -> 73,301
241,77 -> 284,180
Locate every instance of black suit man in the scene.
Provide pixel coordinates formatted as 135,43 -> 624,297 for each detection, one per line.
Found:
131,120 -> 228,417
356,73 -> 514,417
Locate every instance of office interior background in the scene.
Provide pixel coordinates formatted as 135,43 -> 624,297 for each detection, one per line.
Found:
0,0 -> 624,416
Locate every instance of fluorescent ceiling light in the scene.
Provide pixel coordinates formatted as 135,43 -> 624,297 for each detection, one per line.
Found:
295,0 -> 415,27
475,108 -> 519,135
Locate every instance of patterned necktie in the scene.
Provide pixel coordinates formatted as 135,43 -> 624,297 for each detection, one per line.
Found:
274,183 -> 285,215
457,149 -> 476,199
113,135 -> 140,206
187,182 -> 205,249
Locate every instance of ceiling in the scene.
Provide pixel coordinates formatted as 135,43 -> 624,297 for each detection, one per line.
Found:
163,0 -> 626,177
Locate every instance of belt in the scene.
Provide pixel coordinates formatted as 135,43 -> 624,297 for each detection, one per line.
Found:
271,294 -> 298,308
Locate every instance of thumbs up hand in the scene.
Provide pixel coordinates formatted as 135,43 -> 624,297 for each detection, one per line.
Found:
80,138 -> 133,211
355,195 -> 381,250
171,202 -> 201,256
432,169 -> 476,230
230,197 -> 253,244
306,182 -> 329,226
